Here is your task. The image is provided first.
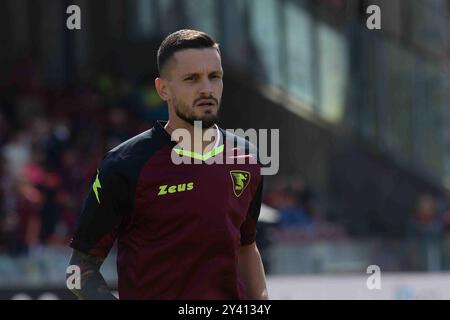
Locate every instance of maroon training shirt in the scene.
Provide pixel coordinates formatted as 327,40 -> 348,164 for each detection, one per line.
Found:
70,121 -> 263,299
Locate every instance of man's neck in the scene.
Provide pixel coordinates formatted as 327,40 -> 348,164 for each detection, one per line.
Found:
164,120 -> 220,154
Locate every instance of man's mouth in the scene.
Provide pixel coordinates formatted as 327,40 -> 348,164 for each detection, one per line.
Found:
196,99 -> 216,107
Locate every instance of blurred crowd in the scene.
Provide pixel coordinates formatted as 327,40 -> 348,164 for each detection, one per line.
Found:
263,177 -> 348,242
4,58 -> 450,273
0,58 -> 167,255
0,58 -> 349,257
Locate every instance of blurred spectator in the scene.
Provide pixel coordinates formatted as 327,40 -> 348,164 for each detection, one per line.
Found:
277,186 -> 313,229
55,148 -> 88,243
2,130 -> 31,179
16,176 -> 43,253
411,195 -> 442,235
45,117 -> 72,170
264,177 -> 347,243
408,194 -> 443,271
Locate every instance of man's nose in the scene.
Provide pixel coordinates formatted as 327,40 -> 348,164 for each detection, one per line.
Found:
199,77 -> 213,95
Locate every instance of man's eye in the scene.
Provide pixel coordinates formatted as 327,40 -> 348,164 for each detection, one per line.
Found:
184,76 -> 194,81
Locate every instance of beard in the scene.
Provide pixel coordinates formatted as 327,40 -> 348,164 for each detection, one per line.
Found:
173,96 -> 219,129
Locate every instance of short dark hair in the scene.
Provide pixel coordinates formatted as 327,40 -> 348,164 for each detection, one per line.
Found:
157,29 -> 220,76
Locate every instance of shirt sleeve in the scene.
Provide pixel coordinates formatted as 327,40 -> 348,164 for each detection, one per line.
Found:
240,176 -> 264,246
70,158 -> 131,257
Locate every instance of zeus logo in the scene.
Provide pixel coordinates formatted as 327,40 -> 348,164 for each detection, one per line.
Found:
158,182 -> 194,196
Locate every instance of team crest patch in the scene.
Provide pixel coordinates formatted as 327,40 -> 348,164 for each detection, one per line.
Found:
230,170 -> 251,197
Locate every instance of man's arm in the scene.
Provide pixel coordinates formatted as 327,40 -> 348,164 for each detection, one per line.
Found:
238,242 -> 269,300
67,249 -> 117,300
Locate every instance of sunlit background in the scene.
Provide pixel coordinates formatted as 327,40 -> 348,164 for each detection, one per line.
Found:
1,0 -> 450,299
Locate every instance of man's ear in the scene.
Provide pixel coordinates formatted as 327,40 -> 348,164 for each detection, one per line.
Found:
155,77 -> 169,101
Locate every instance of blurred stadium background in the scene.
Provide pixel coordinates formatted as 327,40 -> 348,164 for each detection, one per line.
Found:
0,0 -> 450,299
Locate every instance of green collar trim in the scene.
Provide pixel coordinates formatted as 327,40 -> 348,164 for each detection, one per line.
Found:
173,144 -> 224,161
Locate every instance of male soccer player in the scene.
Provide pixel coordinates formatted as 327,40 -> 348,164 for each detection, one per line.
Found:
67,29 -> 268,300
